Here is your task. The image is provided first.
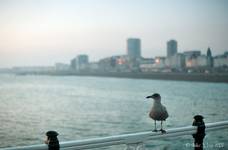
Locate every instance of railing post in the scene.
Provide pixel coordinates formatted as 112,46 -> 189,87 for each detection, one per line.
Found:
192,115 -> 205,150
45,131 -> 60,150
125,142 -> 145,150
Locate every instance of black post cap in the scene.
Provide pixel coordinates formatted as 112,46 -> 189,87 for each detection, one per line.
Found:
46,131 -> 59,137
193,115 -> 204,122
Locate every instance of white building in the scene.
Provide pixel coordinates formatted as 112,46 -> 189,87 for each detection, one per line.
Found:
88,62 -> 99,72
140,64 -> 155,72
197,55 -> 207,67
185,55 -> 207,68
154,57 -> 166,68
99,55 -> 131,72
55,63 -> 70,71
214,55 -> 228,67
166,53 -> 185,69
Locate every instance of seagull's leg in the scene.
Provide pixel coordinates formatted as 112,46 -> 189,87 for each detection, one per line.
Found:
160,121 -> 166,133
153,120 -> 158,132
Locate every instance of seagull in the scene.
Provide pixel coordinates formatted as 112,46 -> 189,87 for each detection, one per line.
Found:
146,93 -> 169,133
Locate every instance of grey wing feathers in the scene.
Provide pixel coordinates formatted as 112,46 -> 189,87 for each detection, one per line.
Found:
162,105 -> 169,120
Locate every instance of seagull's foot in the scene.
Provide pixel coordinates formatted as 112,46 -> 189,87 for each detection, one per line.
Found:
160,129 -> 166,134
152,129 -> 158,132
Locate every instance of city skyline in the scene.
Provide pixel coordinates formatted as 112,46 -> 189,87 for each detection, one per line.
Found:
0,0 -> 228,68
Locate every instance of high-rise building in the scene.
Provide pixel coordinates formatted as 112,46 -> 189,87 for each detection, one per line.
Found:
76,54 -> 89,70
77,54 -> 89,65
207,47 -> 213,67
127,38 -> 141,59
167,40 -> 177,57
70,58 -> 77,70
70,54 -> 89,71
207,47 -> 212,57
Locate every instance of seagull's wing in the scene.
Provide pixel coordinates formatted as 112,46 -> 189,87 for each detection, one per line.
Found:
161,105 -> 169,120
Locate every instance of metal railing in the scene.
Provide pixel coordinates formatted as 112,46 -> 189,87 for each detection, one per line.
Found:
1,120 -> 228,150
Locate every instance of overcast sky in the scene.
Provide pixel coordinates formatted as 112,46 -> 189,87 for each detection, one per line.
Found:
0,0 -> 228,67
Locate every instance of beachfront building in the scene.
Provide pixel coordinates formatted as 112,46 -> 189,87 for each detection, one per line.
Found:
183,50 -> 201,58
127,38 -> 141,72
197,55 -> 208,67
207,47 -> 213,68
99,55 -> 131,72
139,58 -> 155,72
55,63 -> 70,71
185,55 -> 207,68
70,58 -> 77,70
184,50 -> 201,68
165,53 -> 185,69
77,54 -> 89,71
140,57 -> 168,72
70,54 -> 89,72
154,57 -> 167,68
127,38 -> 141,59
213,53 -> 228,68
88,62 -> 100,72
167,39 -> 177,57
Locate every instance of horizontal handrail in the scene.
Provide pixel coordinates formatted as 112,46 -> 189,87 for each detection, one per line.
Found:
1,120 -> 228,150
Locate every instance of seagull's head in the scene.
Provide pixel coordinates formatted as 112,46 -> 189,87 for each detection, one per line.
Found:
146,93 -> 161,101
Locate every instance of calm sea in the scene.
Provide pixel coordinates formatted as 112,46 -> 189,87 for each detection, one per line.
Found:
0,74 -> 228,149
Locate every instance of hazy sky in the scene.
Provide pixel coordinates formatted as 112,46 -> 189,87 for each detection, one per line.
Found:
0,0 -> 228,67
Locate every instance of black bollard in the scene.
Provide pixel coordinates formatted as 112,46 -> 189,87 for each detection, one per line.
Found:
45,131 -> 60,150
192,115 -> 205,150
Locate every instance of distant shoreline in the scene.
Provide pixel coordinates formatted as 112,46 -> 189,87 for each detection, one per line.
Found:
67,72 -> 228,83
13,71 -> 228,83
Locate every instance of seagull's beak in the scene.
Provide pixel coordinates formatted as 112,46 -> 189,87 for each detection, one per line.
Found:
146,95 -> 153,99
